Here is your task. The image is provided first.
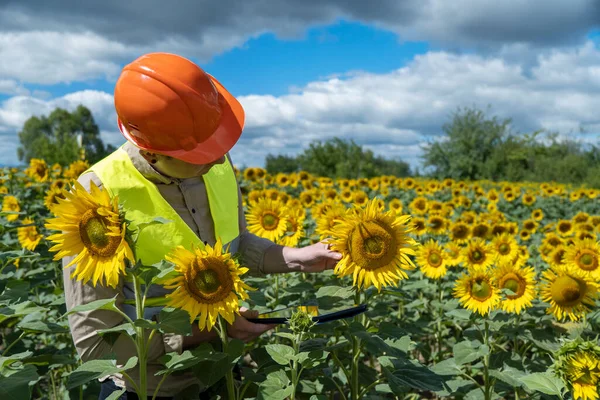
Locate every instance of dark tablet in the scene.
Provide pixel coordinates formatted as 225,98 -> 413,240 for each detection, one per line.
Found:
246,304 -> 368,324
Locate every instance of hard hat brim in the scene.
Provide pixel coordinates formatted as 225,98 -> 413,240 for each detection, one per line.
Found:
118,74 -> 245,165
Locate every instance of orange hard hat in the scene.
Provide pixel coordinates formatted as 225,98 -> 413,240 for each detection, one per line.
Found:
114,52 -> 245,164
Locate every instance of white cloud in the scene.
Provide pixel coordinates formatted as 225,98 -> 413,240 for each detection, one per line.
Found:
2,42 -> 600,169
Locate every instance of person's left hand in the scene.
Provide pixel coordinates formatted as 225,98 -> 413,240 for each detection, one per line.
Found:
283,241 -> 343,273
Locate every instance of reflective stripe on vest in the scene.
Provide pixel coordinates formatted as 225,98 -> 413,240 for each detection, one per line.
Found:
84,147 -> 240,266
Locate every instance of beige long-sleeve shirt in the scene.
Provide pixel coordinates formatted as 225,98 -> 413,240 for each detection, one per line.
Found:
62,142 -> 287,397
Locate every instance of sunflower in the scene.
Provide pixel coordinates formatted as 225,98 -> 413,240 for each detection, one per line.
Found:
265,189 -> 280,202
522,219 -> 539,233
590,216 -> 600,228
247,190 -> 264,205
532,209 -> 544,221
411,217 -> 427,236
352,190 -> 369,207
426,215 -> 447,235
460,238 -> 494,270
574,212 -> 591,224
403,178 -> 416,190
577,223 -> 595,234
63,160 -> 90,180
163,239 -> 253,331
504,191 -> 516,202
45,181 -> 134,288
18,217 -> 43,251
315,202 -> 346,239
298,171 -> 311,181
25,158 -> 49,182
417,239 -> 448,279
487,202 -> 498,213
471,222 -> 491,240
564,239 -> 600,280
547,245 -> 568,267
444,241 -> 463,267
543,233 -> 564,249
276,173 -> 290,187
388,198 -> 403,214
409,196 -> 428,215
2,195 -> 20,222
328,199 -> 417,291
557,220 -> 575,237
255,168 -> 266,180
341,189 -> 353,203
299,190 -> 317,208
539,265 -> 598,322
450,222 -> 471,244
460,211 -> 477,225
246,198 -> 288,242
280,207 -> 306,247
577,231 -> 596,241
492,263 -> 536,314
491,233 -> 519,265
428,201 -> 444,215
322,188 -> 338,202
519,230 -> 532,242
555,341 -> 600,400
453,267 -> 500,316
521,193 -> 536,206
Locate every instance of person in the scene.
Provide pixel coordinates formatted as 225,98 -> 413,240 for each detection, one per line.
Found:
61,52 -> 343,399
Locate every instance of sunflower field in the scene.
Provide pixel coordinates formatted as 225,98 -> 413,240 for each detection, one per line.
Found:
2,157 -> 600,400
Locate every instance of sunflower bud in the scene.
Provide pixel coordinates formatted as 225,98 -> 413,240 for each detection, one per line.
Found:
554,339 -> 600,400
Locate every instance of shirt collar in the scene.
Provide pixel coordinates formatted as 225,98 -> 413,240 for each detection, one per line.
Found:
122,142 -> 178,185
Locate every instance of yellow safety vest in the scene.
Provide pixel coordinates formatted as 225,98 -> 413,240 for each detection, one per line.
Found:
82,146 -> 240,266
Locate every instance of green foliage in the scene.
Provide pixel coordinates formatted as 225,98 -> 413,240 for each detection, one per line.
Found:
265,137 -> 411,179
422,106 -> 600,187
17,105 -> 116,166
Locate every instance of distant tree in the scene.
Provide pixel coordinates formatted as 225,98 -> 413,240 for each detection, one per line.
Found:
421,106 -> 511,180
17,105 -> 116,165
295,137 -> 410,179
265,154 -> 300,174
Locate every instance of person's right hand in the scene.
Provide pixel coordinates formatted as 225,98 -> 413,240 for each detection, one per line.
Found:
226,307 -> 277,342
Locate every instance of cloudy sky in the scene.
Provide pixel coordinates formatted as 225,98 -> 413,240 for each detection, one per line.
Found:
1,0 -> 599,169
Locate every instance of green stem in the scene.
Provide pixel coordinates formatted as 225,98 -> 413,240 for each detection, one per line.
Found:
133,274 -> 147,399
482,320 -> 491,400
330,351 -> 351,383
435,279 -> 444,364
2,331 -> 25,356
152,373 -> 170,400
351,290 -> 362,400
290,332 -> 302,400
50,370 -> 58,400
358,378 -> 384,398
218,316 -> 236,400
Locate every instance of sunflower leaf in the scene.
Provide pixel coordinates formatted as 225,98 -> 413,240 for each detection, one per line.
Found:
265,344 -> 295,365
519,371 -> 565,396
66,357 -> 138,390
0,364 -> 39,400
315,286 -> 354,300
158,307 -> 192,335
65,297 -> 120,316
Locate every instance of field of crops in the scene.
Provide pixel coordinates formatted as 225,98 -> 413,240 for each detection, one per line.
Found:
1,157 -> 600,400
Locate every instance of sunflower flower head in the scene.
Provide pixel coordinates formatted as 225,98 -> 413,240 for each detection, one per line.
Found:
540,265 -> 599,322
328,199 -> 418,292
554,339 -> 600,400
417,239 -> 448,280
492,263 -> 536,314
453,266 -> 501,316
45,180 -> 134,288
245,197 -> 289,243
564,238 -> 600,281
18,217 -> 43,251
163,239 -> 253,331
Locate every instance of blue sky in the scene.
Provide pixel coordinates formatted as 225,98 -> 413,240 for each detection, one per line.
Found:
1,1 -> 599,168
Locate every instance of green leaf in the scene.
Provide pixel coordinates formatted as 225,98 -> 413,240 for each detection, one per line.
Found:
17,318 -> 69,334
66,357 -> 138,389
298,350 -> 328,369
315,286 -> 354,300
227,339 -> 245,364
157,349 -> 210,375
0,302 -> 45,325
104,388 -> 126,400
265,344 -> 295,365
158,307 -> 192,335
133,319 -> 158,330
453,341 -> 489,365
0,280 -> 29,305
65,297 -> 121,316
445,309 -> 472,320
274,332 -> 297,341
97,323 -> 136,346
0,351 -> 33,372
430,358 -> 462,376
383,359 -> 447,392
0,364 -> 39,400
490,365 -> 525,388
258,370 -> 291,400
191,351 -> 230,387
520,372 -> 565,396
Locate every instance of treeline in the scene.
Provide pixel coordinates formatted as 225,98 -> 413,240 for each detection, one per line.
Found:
266,107 -> 600,188
265,137 -> 411,179
421,107 -> 600,188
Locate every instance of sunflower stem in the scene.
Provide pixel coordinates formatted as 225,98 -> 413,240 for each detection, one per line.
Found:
132,274 -> 148,399
217,316 -> 236,400
351,290 -> 363,400
435,278 -> 444,364
482,319 -> 492,400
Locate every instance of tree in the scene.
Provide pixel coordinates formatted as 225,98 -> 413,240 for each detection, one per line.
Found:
17,105 -> 116,165
294,137 -> 410,179
421,106 -> 511,180
265,154 -> 300,174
